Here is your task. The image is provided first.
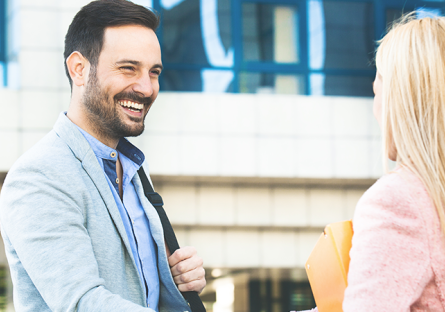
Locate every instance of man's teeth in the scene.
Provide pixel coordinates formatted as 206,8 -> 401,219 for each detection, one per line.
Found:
118,100 -> 143,110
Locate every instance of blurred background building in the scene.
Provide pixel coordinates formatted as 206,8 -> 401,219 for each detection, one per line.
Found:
0,0 -> 444,311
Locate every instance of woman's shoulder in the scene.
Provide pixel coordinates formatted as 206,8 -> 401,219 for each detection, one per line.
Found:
354,166 -> 434,228
360,167 -> 429,209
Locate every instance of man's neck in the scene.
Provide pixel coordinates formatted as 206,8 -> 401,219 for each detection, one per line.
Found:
66,109 -> 120,149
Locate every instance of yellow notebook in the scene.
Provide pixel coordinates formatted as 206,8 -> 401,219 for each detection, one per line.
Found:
305,221 -> 353,312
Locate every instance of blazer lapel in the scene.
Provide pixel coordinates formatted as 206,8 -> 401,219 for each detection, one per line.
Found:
81,151 -> 136,260
52,113 -> 139,274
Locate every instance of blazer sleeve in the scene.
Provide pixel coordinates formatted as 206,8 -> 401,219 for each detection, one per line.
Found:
0,162 -> 155,312
343,172 -> 433,312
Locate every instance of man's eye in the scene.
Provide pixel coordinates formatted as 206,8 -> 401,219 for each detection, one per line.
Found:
151,70 -> 161,76
121,66 -> 135,71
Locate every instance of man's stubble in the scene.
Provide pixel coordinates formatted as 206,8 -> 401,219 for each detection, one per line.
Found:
82,67 -> 153,141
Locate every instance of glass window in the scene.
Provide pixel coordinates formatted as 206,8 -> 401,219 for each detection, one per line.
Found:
161,0 -> 232,66
161,0 -> 207,65
249,279 -> 315,312
161,70 -> 203,92
322,1 -> 375,70
324,75 -> 374,97
386,7 -> 442,27
161,69 -> 235,92
160,0 -> 233,92
242,3 -> 300,64
239,72 -> 305,95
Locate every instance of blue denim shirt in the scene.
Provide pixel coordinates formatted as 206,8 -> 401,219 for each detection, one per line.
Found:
77,127 -> 159,311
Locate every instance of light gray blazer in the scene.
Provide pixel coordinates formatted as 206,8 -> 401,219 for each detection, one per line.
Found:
0,113 -> 191,312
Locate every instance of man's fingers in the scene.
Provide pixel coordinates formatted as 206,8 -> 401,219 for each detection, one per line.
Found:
170,254 -> 203,277
176,277 -> 206,294
173,267 -> 205,285
168,246 -> 197,267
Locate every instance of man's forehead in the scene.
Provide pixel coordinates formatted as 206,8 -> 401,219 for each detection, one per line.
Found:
101,25 -> 161,64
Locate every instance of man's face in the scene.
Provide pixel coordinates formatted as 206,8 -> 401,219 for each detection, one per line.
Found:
82,25 -> 162,140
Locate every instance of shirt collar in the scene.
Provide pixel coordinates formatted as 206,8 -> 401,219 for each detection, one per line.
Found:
75,126 -> 145,166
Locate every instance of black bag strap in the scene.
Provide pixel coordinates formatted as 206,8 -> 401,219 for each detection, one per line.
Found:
138,167 -> 206,312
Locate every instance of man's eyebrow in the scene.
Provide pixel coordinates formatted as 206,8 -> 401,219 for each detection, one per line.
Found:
115,60 -> 163,71
153,64 -> 163,71
116,60 -> 142,66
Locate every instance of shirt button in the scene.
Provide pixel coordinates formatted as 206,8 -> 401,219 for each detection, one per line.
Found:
111,152 -> 116,158
116,178 -> 119,184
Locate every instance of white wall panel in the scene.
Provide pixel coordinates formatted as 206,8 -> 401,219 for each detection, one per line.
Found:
332,97 -> 371,137
257,94 -> 297,136
309,189 -> 345,226
21,90 -> 59,129
225,230 -> 261,267
345,189 -> 365,219
197,186 -> 235,225
145,93 -> 182,134
217,93 -> 256,135
21,130 -> 48,153
188,229 -> 225,267
297,231 -> 322,267
334,138 -> 370,178
258,137 -> 297,177
296,137 -> 333,178
19,50 -> 61,89
58,0 -> 91,10
219,136 -> 257,176
0,131 -> 19,171
0,90 -> 19,129
179,93 -> 218,134
144,133 -> 181,175
236,187 -> 271,226
272,188 -> 308,226
260,231 -> 298,267
161,185 -> 198,224
179,135 -> 219,176
295,96 -> 332,136
20,9 -> 59,49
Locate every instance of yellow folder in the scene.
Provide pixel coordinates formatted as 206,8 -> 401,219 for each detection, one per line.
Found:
305,220 -> 353,312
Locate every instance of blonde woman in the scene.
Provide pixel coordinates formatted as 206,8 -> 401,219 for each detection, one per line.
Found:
301,15 -> 445,312
344,14 -> 445,310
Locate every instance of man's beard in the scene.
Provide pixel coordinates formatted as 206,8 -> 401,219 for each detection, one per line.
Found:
82,67 -> 153,141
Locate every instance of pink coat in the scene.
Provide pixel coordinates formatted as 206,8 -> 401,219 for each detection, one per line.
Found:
343,167 -> 445,311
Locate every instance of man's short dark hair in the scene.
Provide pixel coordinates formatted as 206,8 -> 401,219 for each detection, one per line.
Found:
64,0 -> 160,88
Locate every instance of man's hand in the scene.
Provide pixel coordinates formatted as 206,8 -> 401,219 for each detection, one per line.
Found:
168,246 -> 206,294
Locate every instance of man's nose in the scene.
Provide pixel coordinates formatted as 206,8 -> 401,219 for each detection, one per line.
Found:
133,72 -> 153,98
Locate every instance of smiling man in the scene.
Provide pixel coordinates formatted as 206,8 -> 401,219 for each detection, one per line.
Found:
0,1 -> 205,311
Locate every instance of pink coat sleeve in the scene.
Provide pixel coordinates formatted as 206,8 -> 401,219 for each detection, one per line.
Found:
343,171 -> 434,311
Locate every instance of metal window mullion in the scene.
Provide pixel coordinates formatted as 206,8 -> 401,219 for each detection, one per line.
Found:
232,0 -> 243,93
0,0 -> 6,86
299,0 -> 309,95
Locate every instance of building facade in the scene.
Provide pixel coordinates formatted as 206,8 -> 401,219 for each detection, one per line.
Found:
0,0 -> 443,311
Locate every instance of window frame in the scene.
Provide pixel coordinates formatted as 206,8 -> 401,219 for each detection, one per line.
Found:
155,0 -> 445,95
0,0 -> 6,86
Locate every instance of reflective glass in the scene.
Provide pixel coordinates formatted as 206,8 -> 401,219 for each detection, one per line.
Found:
387,7 -> 442,27
161,69 -> 234,92
321,1 -> 375,70
161,70 -> 203,92
239,72 -> 305,95
161,0 -> 232,66
242,3 -> 300,63
324,75 -> 374,97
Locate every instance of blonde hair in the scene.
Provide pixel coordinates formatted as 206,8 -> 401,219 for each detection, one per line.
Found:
376,13 -> 445,233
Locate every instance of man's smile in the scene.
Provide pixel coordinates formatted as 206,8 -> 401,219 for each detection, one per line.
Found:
118,100 -> 144,113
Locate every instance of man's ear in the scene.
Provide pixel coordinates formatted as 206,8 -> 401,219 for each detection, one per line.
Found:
66,51 -> 90,87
